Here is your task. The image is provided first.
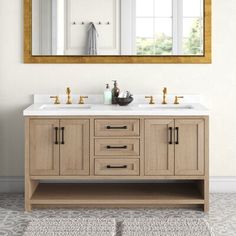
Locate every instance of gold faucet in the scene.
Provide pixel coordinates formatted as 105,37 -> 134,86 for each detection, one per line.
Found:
66,87 -> 72,104
162,87 -> 167,104
145,96 -> 155,105
79,96 -> 88,104
174,96 -> 184,104
50,96 -> 60,104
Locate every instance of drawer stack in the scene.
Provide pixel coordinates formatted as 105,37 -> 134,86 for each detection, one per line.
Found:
93,119 -> 141,176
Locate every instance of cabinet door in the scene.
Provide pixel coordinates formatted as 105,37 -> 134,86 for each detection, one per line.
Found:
145,119 -> 174,176
29,119 -> 60,176
60,120 -> 90,176
175,119 -> 205,175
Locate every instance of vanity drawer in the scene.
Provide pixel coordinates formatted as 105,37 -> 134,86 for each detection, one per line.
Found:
95,159 -> 140,176
95,119 -> 140,137
94,138 -> 140,156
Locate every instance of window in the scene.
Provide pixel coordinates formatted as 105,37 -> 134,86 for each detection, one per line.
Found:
135,0 -> 204,55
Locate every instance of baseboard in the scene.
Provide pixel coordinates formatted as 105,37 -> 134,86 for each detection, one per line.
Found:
0,176 -> 24,193
0,176 -> 236,193
210,176 -> 236,193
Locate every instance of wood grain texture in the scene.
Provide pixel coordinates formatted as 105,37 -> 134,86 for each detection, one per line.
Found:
24,0 -> 211,64
25,116 -> 209,212
94,158 -> 140,176
30,175 -> 206,180
145,119 -> 175,176
25,118 -> 31,211
30,183 -> 204,205
95,119 -> 140,137
60,119 -> 90,176
94,138 -> 140,156
175,119 -> 205,176
29,119 -> 60,176
204,117 -> 209,212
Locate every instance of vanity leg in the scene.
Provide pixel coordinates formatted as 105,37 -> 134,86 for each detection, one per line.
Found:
25,179 -> 39,212
204,179 -> 209,213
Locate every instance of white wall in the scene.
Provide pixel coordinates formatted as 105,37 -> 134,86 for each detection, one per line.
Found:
66,0 -> 120,55
0,0 -> 236,177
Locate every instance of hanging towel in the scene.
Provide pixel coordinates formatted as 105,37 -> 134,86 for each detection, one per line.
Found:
87,22 -> 99,55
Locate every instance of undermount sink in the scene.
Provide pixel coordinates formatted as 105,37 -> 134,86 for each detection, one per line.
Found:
138,104 -> 193,110
40,104 -> 91,110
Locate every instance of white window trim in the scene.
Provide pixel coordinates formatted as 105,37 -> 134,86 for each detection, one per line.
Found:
121,0 -> 136,55
121,0 -> 203,55
173,0 -> 183,55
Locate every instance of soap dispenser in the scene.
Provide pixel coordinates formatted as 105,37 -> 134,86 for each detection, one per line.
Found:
111,80 -> 120,104
104,84 -> 112,105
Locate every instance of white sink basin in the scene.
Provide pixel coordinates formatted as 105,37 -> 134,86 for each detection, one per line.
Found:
138,104 -> 193,110
40,104 -> 91,110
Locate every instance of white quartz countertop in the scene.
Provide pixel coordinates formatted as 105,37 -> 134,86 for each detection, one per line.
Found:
23,95 -> 209,116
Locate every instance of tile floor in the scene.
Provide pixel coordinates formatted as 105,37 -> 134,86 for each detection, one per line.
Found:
0,193 -> 235,236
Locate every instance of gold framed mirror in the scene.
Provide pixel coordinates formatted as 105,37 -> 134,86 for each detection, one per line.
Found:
24,0 -> 211,63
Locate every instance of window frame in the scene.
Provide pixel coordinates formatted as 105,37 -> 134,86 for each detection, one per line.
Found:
133,0 -> 204,55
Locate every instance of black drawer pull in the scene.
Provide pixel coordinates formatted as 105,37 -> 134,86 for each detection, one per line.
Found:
54,127 -> 59,145
175,127 -> 179,145
107,165 -> 128,169
61,127 -> 65,145
106,145 -> 128,149
169,127 -> 173,145
106,126 -> 127,130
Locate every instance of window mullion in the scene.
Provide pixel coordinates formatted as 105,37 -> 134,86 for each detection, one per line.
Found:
178,0 -> 183,54
153,0 -> 156,55
173,0 -> 183,55
172,0 -> 178,55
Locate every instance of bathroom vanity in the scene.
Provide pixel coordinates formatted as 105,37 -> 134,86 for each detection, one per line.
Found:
24,95 -> 209,212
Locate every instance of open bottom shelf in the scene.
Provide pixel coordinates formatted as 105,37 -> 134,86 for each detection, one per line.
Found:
30,183 -> 204,207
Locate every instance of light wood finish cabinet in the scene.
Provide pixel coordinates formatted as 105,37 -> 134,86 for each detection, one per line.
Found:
145,118 -> 205,176
95,159 -> 140,176
145,119 -> 174,176
29,119 -> 60,176
95,119 -> 140,137
94,138 -> 140,156
175,119 -> 205,176
29,119 -> 89,176
60,120 -> 90,176
25,116 -> 209,212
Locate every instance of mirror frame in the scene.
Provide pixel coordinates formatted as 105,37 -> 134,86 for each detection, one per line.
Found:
24,0 -> 211,64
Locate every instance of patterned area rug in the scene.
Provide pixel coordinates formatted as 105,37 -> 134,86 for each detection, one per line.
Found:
24,218 -> 116,236
122,218 -> 214,236
23,217 -> 214,236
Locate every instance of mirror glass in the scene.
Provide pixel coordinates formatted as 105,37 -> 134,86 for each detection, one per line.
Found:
32,0 -> 204,56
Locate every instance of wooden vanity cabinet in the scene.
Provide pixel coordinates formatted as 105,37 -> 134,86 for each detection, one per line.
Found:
25,116 -> 208,212
60,119 -> 90,176
175,119 -> 205,176
145,119 -> 174,176
29,119 -> 89,176
29,119 -> 60,176
145,118 -> 205,176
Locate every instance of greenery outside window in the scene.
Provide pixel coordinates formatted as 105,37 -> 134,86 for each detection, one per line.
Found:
135,0 -> 203,55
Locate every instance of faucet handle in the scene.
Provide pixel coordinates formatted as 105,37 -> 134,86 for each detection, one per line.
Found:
66,87 -> 72,104
163,87 -> 167,94
79,96 -> 88,104
145,96 -> 155,105
174,96 -> 184,104
66,87 -> 71,95
162,87 -> 168,104
50,96 -> 60,104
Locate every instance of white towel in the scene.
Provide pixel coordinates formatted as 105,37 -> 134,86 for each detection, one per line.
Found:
87,22 -> 99,55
